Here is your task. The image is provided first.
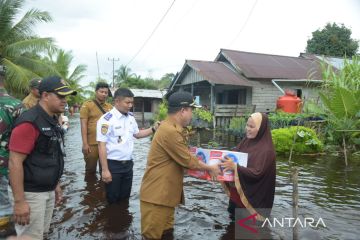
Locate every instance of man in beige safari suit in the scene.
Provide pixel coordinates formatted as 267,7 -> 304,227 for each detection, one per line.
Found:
140,91 -> 220,239
80,82 -> 112,175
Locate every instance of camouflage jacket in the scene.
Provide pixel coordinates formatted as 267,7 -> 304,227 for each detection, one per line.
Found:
0,88 -> 23,175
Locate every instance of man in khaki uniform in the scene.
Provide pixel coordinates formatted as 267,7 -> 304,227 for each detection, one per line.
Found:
80,82 -> 112,174
140,91 -> 221,239
22,78 -> 41,109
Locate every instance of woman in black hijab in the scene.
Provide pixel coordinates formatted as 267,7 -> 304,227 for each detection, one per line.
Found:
221,112 -> 276,221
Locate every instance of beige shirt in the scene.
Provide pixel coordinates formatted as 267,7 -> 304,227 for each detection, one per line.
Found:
80,100 -> 113,145
140,118 -> 200,207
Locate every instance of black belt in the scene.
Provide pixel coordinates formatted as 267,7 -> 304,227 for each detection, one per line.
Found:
108,159 -> 132,164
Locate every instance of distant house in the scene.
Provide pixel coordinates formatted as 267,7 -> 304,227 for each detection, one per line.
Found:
111,88 -> 166,127
169,49 -> 324,126
300,53 -> 353,69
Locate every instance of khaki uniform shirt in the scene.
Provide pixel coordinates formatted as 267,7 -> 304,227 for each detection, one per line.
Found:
80,100 -> 112,145
140,118 -> 200,208
22,93 -> 39,109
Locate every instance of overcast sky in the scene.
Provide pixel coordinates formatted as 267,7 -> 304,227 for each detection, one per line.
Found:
24,0 -> 360,86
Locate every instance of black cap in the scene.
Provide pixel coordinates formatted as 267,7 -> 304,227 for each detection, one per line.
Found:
39,76 -> 77,96
168,91 -> 201,108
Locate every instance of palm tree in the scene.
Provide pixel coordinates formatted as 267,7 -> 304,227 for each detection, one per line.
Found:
45,49 -> 87,105
115,64 -> 135,87
46,49 -> 87,86
0,0 -> 57,95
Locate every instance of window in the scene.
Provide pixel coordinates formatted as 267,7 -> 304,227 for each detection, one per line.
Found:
133,98 -> 152,112
228,89 -> 246,104
217,93 -> 224,104
296,89 -> 302,98
227,90 -> 239,104
238,89 -> 247,104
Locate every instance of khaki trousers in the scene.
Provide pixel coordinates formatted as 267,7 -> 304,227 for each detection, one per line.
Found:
84,144 -> 100,173
8,187 -> 55,240
140,201 -> 175,239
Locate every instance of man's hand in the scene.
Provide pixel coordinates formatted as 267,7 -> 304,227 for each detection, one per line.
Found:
208,164 -> 221,180
82,144 -> 91,155
153,121 -> 161,131
13,200 -> 30,226
55,184 -> 63,205
101,169 -> 112,183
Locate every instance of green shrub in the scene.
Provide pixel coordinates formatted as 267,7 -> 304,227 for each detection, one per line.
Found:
193,108 -> 213,123
268,112 -> 312,129
271,126 -> 324,154
228,117 -> 247,138
154,100 -> 168,122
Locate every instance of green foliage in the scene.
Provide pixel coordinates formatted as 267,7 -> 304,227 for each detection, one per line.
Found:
158,73 -> 174,89
207,140 -> 220,148
120,76 -> 157,89
0,0 -> 57,95
43,49 -> 87,106
324,117 -> 360,146
306,23 -> 359,57
319,57 -> 360,148
302,99 -> 326,116
319,87 -> 359,119
115,64 -> 135,86
268,112 -> 313,129
154,100 -> 168,122
193,108 -> 213,123
228,117 -> 247,138
321,56 -> 360,91
269,112 -> 297,129
115,65 -> 174,90
272,126 -> 324,154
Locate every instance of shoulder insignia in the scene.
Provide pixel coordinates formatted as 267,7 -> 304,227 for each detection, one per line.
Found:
101,124 -> 109,135
104,113 -> 113,121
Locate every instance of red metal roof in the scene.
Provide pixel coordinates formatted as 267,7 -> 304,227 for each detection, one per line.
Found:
219,49 -> 323,80
187,60 -> 253,86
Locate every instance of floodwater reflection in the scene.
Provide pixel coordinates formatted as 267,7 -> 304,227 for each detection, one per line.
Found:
45,116 -> 360,239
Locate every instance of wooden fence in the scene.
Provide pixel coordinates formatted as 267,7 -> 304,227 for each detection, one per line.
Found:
214,104 -> 256,128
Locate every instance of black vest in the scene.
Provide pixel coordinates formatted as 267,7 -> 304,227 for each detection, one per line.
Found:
14,104 -> 65,192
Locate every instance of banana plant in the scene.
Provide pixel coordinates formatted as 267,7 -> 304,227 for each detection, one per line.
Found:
319,87 -> 360,165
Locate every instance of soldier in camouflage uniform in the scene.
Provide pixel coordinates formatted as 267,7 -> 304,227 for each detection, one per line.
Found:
0,66 -> 23,229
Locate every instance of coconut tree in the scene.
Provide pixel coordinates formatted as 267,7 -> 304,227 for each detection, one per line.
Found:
44,49 -> 87,106
46,49 -> 87,87
115,64 -> 135,87
0,0 -> 57,95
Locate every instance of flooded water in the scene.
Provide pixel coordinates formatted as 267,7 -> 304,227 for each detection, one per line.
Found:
46,115 -> 360,239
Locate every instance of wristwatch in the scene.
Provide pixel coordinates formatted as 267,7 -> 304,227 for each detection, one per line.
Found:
151,126 -> 156,133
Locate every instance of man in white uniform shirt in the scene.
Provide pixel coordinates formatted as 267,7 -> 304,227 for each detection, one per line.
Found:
96,88 -> 158,203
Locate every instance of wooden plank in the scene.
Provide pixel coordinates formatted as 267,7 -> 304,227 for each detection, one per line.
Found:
215,113 -> 249,117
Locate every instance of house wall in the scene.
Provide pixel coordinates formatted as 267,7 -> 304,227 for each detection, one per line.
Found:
132,98 -> 162,127
181,83 -> 212,107
251,80 -> 320,112
194,87 -> 211,107
182,68 -> 203,85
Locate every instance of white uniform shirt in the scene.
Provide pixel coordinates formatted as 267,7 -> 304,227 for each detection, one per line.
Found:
96,107 -> 139,161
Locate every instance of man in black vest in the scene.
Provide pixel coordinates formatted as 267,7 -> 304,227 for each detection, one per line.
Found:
8,76 -> 76,239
